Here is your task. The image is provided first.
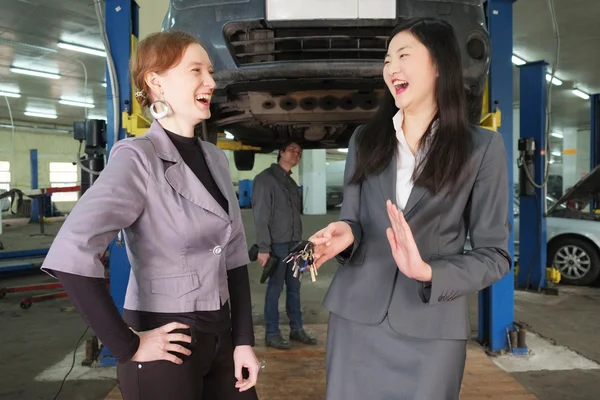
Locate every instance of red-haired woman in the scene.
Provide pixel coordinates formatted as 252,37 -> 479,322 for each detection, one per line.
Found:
41,31 -> 260,400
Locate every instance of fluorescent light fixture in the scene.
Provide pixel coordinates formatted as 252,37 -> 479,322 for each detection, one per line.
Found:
87,114 -> 107,120
59,98 -> 95,108
551,151 -> 562,157
337,148 -> 348,153
10,67 -> 60,79
551,132 -> 563,138
57,42 -> 106,57
0,90 -> 21,98
512,55 -> 526,65
572,89 -> 590,100
546,74 -> 562,86
225,131 -> 234,140
24,111 -> 57,119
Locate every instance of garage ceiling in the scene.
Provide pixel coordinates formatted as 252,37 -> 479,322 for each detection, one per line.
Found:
0,0 -> 597,151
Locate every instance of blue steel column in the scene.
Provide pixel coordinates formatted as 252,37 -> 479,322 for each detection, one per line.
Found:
516,61 -> 547,290
477,0 -> 515,353
99,0 -> 139,367
30,149 -> 39,223
591,94 -> 600,210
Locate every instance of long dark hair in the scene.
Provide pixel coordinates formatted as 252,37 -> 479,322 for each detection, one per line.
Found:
349,17 -> 473,195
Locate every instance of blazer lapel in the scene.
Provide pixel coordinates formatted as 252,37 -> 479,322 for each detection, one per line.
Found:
377,151 -> 427,219
378,153 -> 397,205
402,184 -> 427,218
164,162 -> 229,221
145,122 -> 229,221
198,140 -> 234,217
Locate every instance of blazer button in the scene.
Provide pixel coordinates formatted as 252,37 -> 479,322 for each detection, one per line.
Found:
213,246 -> 223,255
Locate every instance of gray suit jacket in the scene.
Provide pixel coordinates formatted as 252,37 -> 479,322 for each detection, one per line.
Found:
41,121 -> 250,313
322,125 -> 511,340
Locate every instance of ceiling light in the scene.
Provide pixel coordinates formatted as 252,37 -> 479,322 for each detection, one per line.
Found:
551,151 -> 562,157
0,90 -> 21,98
337,149 -> 348,153
101,82 -> 107,88
59,98 -> 95,108
511,55 -> 526,65
546,74 -> 562,86
57,42 -> 106,57
551,132 -> 563,139
225,131 -> 234,140
572,89 -> 590,100
24,111 -> 57,119
10,67 -> 60,79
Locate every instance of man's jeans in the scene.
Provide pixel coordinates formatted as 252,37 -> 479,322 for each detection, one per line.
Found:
264,242 -> 303,337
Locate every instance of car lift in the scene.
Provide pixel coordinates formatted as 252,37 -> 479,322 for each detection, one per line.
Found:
477,0 -> 516,354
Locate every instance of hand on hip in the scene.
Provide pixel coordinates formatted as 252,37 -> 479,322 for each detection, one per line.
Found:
130,322 -> 192,364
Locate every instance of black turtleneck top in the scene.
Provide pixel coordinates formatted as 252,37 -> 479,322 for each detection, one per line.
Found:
51,129 -> 254,363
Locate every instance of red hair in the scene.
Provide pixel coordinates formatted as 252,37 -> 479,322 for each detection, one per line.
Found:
130,30 -> 201,107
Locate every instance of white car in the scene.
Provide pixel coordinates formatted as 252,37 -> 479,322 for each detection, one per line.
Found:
464,167 -> 600,286
513,167 -> 600,286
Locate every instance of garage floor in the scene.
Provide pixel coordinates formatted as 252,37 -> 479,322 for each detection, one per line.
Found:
1,210 -> 599,400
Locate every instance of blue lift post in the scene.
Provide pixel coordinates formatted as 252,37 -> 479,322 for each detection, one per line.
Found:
30,149 -> 38,223
477,0 -> 515,353
516,61 -> 548,291
591,94 -> 600,210
98,0 -> 139,367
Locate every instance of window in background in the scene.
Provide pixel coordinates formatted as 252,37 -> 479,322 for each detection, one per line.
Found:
49,162 -> 78,202
0,161 -> 10,192
0,161 -> 10,212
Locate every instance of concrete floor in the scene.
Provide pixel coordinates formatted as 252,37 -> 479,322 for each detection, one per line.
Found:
1,210 -> 599,400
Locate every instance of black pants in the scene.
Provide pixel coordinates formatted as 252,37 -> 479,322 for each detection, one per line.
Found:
116,329 -> 259,400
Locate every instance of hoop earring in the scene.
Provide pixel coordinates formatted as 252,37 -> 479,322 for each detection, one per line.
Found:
149,100 -> 170,119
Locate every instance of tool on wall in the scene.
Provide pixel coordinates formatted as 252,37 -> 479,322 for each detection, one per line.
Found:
518,137 -> 536,197
74,119 -> 107,196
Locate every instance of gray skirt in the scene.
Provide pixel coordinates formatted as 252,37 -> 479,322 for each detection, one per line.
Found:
325,312 -> 467,400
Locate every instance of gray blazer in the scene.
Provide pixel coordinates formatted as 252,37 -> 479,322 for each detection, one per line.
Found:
41,121 -> 250,313
322,125 -> 511,340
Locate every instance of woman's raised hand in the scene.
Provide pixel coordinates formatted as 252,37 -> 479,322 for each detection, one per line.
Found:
385,200 -> 432,282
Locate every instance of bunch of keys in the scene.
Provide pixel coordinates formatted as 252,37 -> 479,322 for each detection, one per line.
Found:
283,240 -> 318,282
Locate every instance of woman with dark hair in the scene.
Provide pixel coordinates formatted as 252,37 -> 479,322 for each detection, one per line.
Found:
309,17 -> 511,399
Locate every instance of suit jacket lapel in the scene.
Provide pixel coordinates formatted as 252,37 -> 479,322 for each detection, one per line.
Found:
378,151 -> 428,219
145,122 -> 229,221
164,161 -> 229,221
378,153 -> 397,205
402,184 -> 427,218
198,139 -> 234,217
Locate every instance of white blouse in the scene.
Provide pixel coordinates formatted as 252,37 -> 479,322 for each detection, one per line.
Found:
393,110 -> 417,211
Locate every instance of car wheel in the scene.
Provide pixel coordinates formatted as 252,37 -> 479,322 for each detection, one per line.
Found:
548,238 -> 600,286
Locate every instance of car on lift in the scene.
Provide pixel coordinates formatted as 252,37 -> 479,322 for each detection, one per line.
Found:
163,0 -> 491,171
513,165 -> 600,287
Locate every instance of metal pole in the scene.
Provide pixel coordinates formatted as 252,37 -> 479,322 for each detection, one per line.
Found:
478,0 -> 515,353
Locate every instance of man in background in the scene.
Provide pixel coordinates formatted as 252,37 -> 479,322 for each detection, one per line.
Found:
251,142 -> 317,349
